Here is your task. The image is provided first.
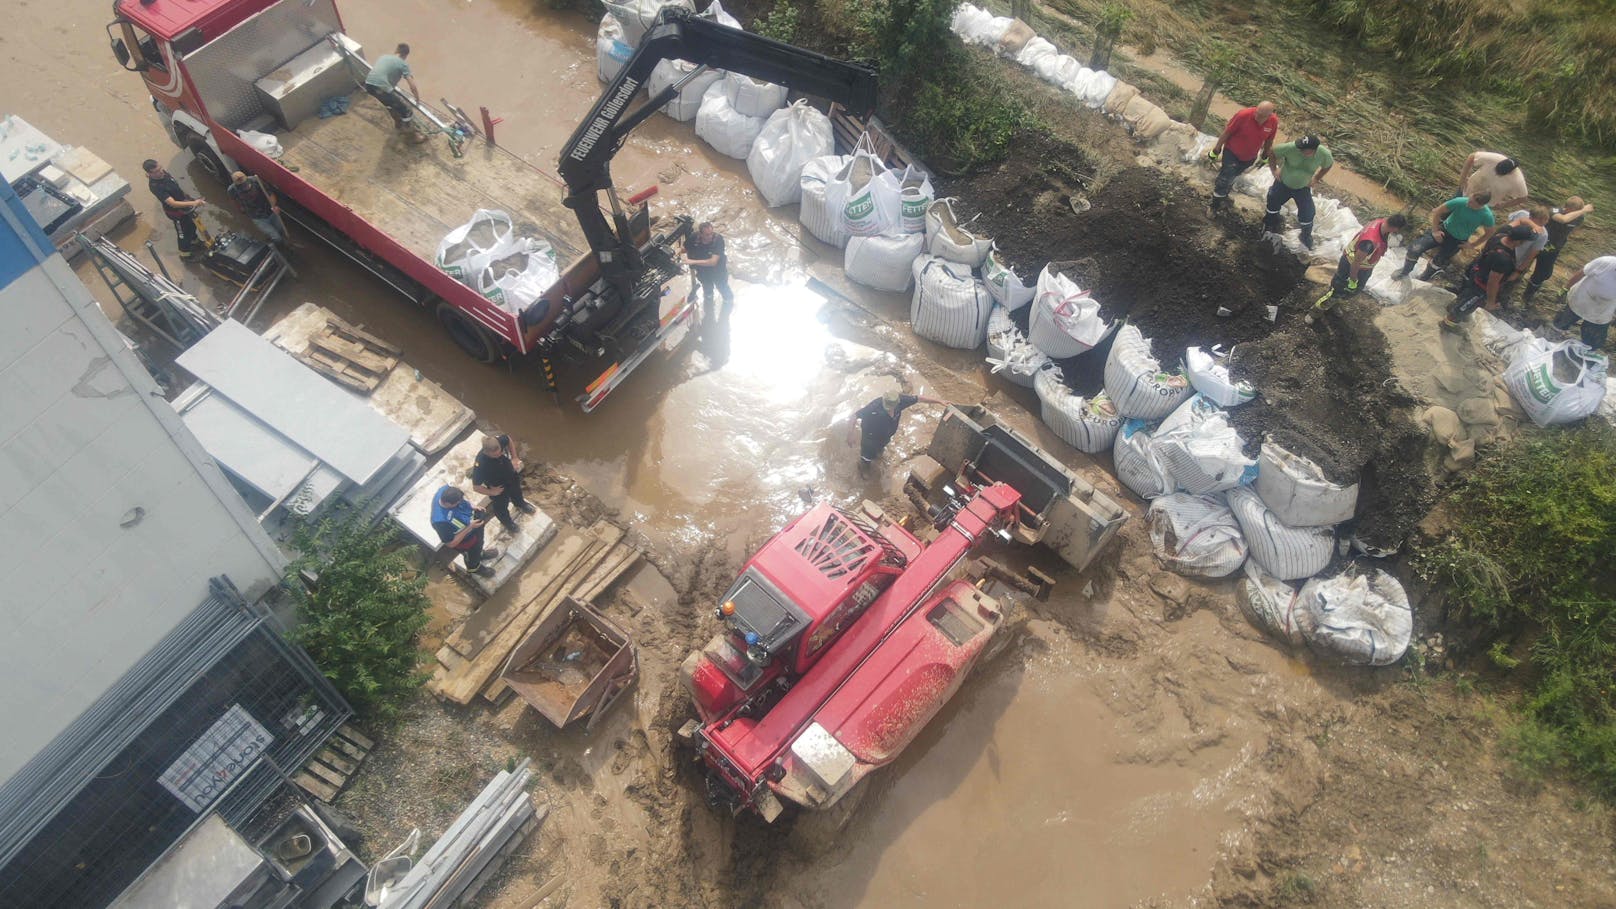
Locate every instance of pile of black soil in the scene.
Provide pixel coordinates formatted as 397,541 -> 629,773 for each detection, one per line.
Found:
1225,298 -> 1437,549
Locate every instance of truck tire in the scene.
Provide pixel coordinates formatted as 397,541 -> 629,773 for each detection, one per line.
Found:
436,302 -> 502,364
187,139 -> 229,185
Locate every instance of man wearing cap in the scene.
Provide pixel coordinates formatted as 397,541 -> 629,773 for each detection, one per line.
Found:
1207,101 -> 1279,212
1305,213 -> 1409,323
1443,223 -> 1536,331
1551,255 -> 1616,349
1459,151 -> 1529,211
847,389 -> 946,477
1397,193 -> 1495,281
1262,135 -> 1333,248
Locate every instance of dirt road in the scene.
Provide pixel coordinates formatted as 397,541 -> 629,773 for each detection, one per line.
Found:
15,1 -> 1616,906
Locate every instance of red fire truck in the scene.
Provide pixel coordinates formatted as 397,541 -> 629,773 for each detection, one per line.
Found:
106,0 -> 874,409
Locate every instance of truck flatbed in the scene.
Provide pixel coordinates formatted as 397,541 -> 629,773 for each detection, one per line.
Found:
274,96 -> 585,269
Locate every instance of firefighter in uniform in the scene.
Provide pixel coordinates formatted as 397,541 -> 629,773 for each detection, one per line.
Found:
143,159 -> 205,256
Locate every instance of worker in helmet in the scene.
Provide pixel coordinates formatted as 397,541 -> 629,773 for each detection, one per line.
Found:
847,388 -> 946,478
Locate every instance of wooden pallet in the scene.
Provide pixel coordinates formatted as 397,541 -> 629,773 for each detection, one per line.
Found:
829,105 -> 926,175
294,318 -> 403,393
292,723 -> 375,803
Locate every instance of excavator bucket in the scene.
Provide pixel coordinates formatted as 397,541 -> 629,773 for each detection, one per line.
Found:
923,405 -> 1126,571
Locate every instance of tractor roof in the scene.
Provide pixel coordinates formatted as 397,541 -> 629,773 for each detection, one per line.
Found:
749,505 -> 886,625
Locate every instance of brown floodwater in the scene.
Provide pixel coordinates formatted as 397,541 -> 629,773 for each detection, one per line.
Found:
14,2 -> 1335,906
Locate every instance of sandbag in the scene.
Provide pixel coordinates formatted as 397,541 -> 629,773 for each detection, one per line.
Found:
1014,36 -> 1057,69
1502,338 -> 1610,426
1102,80 -> 1139,116
998,18 -> 1036,55
746,101 -> 834,207
1183,131 -> 1218,164
924,198 -> 993,267
1225,486 -> 1333,582
1279,196 -> 1360,263
1035,368 -> 1122,453
1028,266 -> 1110,358
1078,70 -> 1116,109
436,209 -> 514,284
477,238 -> 559,315
596,14 -> 635,83
1295,566 -> 1413,666
1120,95 -> 1173,140
897,166 -> 935,234
910,256 -> 993,349
799,154 -> 851,247
695,82 -> 768,158
1113,419 -> 1169,500
723,72 -> 788,118
983,248 -> 1035,311
1238,560 -> 1303,646
845,232 -> 925,293
1152,394 -> 1256,495
1183,346 -> 1255,407
1148,493 -> 1248,579
837,137 -> 901,238
1104,324 -> 1194,420
605,0 -> 694,44
702,0 -> 741,27
1255,440 -> 1359,528
1033,52 -> 1083,87
986,313 -> 1052,387
236,129 -> 282,159
648,59 -> 722,122
1232,165 -> 1273,199
951,3 -> 1013,47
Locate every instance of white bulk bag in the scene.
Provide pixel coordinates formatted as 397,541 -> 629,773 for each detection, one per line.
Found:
1183,131 -> 1219,164
1295,567 -> 1413,666
1238,560 -> 1303,646
1225,486 -> 1333,582
799,154 -> 851,248
1152,394 -> 1256,495
1105,324 -> 1194,420
951,4 -> 1013,46
436,209 -> 514,284
695,82 -> 768,159
236,129 -> 283,159
604,0 -> 694,44
596,14 -> 635,83
1503,338 -> 1610,426
844,232 -> 925,293
648,59 -> 722,122
910,256 -> 993,349
747,101 -> 834,207
1034,368 -> 1122,453
723,72 -> 788,118
987,314 -> 1052,388
1148,493 -> 1248,578
924,198 -> 993,267
1255,440 -> 1359,528
702,0 -> 741,27
1233,165 -> 1274,199
983,248 -> 1035,311
1015,36 -> 1057,69
476,238 -> 559,315
838,136 -> 902,238
1113,419 -> 1169,499
1080,70 -> 1117,108
1028,266 -> 1110,358
1183,346 -> 1255,407
1033,52 -> 1082,87
897,166 -> 935,234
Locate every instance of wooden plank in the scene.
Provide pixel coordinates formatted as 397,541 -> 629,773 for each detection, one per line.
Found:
310,333 -> 396,374
338,723 -> 375,750
443,534 -> 595,659
294,771 -> 339,803
326,318 -> 402,358
328,735 -> 368,763
315,747 -> 358,776
576,547 -> 641,603
303,759 -> 347,789
297,351 -> 380,393
437,644 -> 467,672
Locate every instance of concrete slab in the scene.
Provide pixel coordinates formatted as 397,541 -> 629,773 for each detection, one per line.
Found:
391,434 -> 483,548
449,507 -> 556,598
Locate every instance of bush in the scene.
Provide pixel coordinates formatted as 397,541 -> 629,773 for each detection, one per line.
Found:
1414,424 -> 1616,797
755,1 -> 801,43
285,515 -> 432,721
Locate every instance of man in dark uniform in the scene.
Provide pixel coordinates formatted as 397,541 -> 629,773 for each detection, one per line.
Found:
430,486 -> 500,577
683,221 -> 736,312
847,388 -> 946,477
1443,223 -> 1535,331
471,434 -> 536,532
143,159 -> 204,256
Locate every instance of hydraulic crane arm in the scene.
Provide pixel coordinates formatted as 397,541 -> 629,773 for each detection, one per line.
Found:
558,8 -> 877,287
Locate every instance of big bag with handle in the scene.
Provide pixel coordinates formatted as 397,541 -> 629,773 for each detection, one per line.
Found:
1503,338 -> 1609,426
838,134 -> 902,238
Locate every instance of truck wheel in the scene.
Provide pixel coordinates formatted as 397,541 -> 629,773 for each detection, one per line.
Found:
436,302 -> 502,364
187,139 -> 229,185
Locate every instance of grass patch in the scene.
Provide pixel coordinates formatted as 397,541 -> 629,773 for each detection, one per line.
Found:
1412,425 -> 1616,798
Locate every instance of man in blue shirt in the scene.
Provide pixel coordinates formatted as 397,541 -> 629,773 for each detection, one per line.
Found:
430,486 -> 501,576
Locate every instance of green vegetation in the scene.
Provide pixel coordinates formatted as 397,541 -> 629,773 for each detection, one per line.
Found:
285,515 -> 432,722
1413,425 -> 1616,797
754,0 -> 800,43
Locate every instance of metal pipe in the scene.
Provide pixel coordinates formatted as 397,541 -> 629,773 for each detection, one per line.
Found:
145,239 -> 173,281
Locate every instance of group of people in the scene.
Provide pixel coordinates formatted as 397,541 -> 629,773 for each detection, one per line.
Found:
1206,102 -> 1612,347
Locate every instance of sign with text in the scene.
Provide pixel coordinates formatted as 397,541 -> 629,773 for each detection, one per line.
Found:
159,704 -> 274,812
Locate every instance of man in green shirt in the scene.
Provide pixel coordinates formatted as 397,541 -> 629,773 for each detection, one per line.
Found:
364,43 -> 428,144
1395,193 -> 1494,281
1262,135 -> 1333,248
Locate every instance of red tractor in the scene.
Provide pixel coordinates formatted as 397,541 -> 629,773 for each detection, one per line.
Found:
680,406 -> 1126,820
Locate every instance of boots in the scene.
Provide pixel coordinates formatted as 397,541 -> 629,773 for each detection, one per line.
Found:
1396,260 -> 1415,279
1419,264 -> 1439,281
1523,281 -> 1541,302
1299,226 -> 1314,250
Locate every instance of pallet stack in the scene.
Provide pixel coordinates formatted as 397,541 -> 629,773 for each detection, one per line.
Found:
294,318 -> 402,393
428,520 -> 641,706
292,723 -> 375,803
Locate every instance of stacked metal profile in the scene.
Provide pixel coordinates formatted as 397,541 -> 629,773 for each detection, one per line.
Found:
381,760 -> 545,909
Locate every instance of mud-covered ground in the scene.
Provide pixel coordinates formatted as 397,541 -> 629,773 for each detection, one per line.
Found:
19,0 -> 1616,906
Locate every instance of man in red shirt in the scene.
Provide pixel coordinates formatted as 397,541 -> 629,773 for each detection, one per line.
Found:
1208,101 -> 1280,211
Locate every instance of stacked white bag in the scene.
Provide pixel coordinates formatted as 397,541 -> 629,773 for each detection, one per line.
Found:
837,138 -> 902,238
1238,560 -> 1304,646
898,167 -> 936,234
987,308 -> 1051,387
1502,338 -> 1610,426
1151,395 -> 1255,495
799,154 -> 852,247
596,14 -> 634,83
845,234 -> 926,292
724,72 -> 788,118
1182,346 -> 1255,408
950,3 -> 1013,46
1034,367 -> 1122,453
1225,485 -> 1333,581
747,101 -> 834,207
983,248 -> 1035,311
1105,324 -> 1193,419
604,0 -> 694,43
1028,266 -> 1110,358
924,198 -> 993,268
1148,492 -> 1248,578
910,256 -> 992,349
1294,566 -> 1413,666
1255,440 -> 1359,527
696,81 -> 769,159
648,59 -> 723,121
1113,419 -> 1170,499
